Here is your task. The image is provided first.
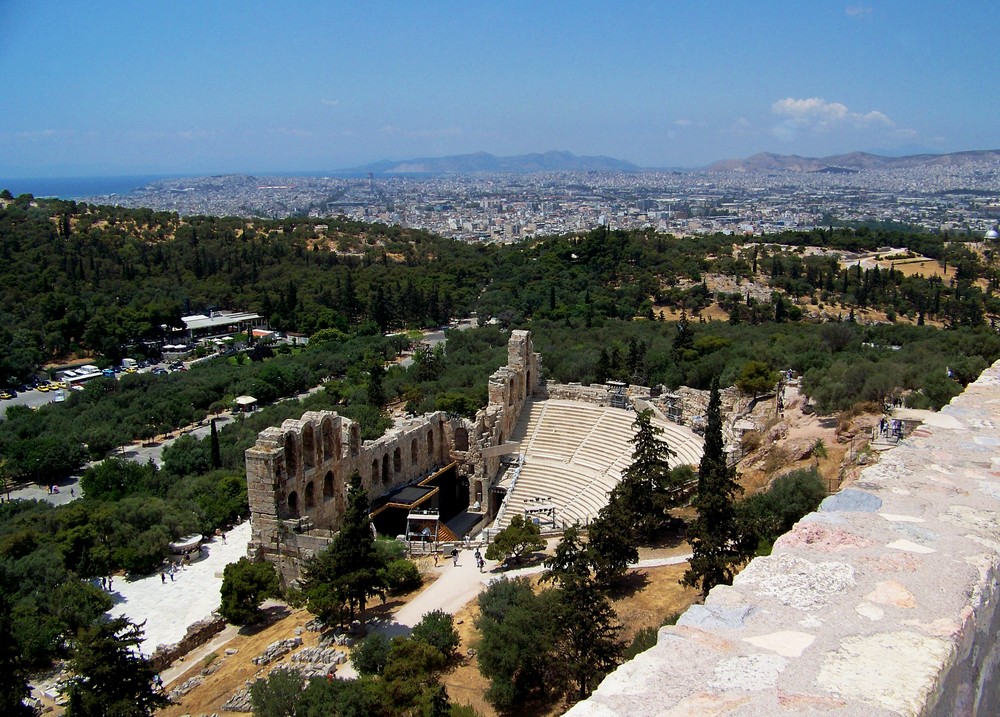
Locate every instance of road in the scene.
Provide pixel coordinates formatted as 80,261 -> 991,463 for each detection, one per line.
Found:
398,318 -> 478,367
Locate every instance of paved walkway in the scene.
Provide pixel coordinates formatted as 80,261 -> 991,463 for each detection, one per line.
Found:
107,521 -> 250,656
339,544 -> 691,677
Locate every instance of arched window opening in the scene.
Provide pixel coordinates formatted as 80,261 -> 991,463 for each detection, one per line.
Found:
302,424 -> 316,470
323,471 -> 334,500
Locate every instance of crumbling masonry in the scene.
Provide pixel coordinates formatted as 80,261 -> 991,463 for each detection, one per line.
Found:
246,330 -> 542,582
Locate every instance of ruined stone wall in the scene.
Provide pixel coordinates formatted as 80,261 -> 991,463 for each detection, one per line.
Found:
566,361 -> 1000,717
464,329 -> 542,513
247,410 -> 452,581
246,330 -> 543,580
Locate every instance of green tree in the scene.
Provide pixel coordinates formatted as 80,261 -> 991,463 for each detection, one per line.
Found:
611,409 -> 679,538
350,632 -> 392,676
63,617 -> 168,717
552,576 -> 623,699
411,609 -> 460,659
0,590 -> 34,717
735,360 -> 778,398
475,578 -> 558,710
586,498 -> 638,585
381,637 -> 448,711
219,557 -> 280,625
683,379 -> 753,597
542,524 -> 591,586
484,514 -> 545,564
367,358 -> 387,408
210,418 -> 222,469
249,667 -> 304,717
301,471 -> 386,626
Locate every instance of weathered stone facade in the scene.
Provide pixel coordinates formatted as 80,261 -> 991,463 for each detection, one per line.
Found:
246,329 -> 542,582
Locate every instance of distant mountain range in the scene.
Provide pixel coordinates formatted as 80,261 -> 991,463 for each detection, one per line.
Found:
705,149 -> 1000,173
345,150 -> 640,174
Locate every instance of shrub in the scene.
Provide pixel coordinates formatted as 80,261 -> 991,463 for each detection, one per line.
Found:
351,632 -> 392,676
623,626 -> 657,660
412,609 -> 460,659
383,558 -> 422,595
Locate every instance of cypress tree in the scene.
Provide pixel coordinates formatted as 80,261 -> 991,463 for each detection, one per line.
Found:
209,418 -> 222,469
682,378 -> 752,598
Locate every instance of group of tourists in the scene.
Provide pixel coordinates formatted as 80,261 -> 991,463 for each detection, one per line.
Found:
878,415 -> 902,440
444,542 -> 487,572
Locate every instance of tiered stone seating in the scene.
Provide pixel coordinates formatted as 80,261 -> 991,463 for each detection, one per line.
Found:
495,399 -> 704,529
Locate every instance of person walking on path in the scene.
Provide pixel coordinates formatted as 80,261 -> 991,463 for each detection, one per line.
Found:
451,548 -> 459,566
160,572 -> 166,584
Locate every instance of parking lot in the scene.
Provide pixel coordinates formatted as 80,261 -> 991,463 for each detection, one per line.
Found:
0,361 -> 188,419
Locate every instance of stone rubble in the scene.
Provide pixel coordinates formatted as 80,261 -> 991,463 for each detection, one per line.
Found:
251,637 -> 302,666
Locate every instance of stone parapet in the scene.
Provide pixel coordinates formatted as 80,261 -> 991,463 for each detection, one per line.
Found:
566,360 -> 1000,717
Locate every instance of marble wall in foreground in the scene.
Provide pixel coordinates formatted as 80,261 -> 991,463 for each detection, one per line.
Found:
567,361 -> 1000,717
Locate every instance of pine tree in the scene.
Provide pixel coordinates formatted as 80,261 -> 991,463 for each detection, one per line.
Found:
553,577 -> 624,699
63,617 -> 169,717
672,309 -> 694,357
302,471 -> 386,627
682,379 -> 752,598
611,409 -> 678,538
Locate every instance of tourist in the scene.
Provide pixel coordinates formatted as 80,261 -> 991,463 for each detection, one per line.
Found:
160,572 -> 166,584
451,548 -> 459,566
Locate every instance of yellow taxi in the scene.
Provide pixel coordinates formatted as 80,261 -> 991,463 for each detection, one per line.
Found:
0,390 -> 13,400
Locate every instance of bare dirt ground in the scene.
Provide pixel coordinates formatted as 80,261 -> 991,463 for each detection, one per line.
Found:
653,304 -> 731,322
441,546 -> 700,717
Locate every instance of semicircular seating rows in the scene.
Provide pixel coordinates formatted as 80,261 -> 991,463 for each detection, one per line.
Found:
494,399 -> 705,530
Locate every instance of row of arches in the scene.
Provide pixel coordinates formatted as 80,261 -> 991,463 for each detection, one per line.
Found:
286,469 -> 345,517
283,417 -> 362,479
282,422 -> 448,518
368,428 -> 440,484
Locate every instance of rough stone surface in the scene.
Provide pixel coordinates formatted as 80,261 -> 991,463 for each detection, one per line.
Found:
246,331 -> 542,581
566,360 -> 1000,717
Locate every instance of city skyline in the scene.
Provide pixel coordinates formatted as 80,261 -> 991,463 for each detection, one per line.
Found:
3,1 -> 1000,178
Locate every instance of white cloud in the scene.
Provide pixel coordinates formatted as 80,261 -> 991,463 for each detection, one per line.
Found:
721,117 -> 754,137
772,97 -> 894,133
845,4 -> 873,17
320,98 -> 340,107
674,118 -> 693,127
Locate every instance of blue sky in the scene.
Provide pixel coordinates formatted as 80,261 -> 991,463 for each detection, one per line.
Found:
2,1 -> 998,177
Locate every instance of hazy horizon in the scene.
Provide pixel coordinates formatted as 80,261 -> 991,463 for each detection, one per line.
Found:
3,2 -> 999,178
